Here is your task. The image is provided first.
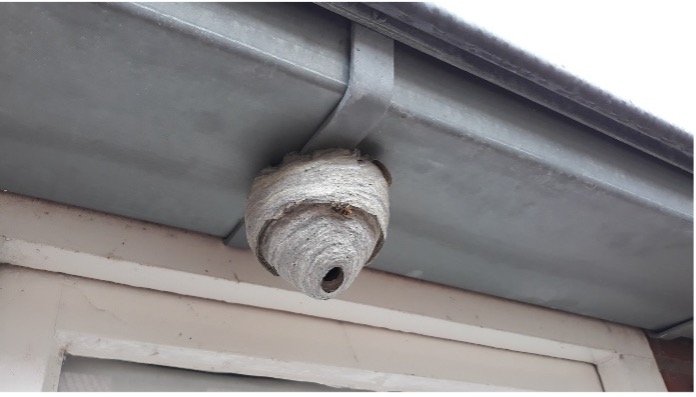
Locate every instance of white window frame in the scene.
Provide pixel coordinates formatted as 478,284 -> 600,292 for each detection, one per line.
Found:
0,192 -> 666,391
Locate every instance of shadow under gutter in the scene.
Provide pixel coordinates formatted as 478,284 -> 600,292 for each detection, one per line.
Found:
318,2 -> 694,174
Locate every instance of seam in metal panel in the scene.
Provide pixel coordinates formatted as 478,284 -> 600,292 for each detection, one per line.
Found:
108,2 -> 346,93
225,23 -> 395,248
320,2 -> 693,173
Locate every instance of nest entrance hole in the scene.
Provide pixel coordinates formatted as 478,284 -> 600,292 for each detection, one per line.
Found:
321,266 -> 344,293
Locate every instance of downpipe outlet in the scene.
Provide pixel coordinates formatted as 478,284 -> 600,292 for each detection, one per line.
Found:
245,148 -> 391,299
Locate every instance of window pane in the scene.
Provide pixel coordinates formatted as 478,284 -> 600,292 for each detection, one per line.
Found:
58,356 -> 359,392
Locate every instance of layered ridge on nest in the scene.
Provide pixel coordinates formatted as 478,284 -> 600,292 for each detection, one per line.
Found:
245,148 -> 390,299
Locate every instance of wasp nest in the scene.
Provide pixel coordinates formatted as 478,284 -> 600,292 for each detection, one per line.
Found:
245,148 -> 390,299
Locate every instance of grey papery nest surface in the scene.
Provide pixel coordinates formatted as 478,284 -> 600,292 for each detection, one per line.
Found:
245,148 -> 390,299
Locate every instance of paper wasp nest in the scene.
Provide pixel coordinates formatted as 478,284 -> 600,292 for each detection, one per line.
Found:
245,149 -> 390,299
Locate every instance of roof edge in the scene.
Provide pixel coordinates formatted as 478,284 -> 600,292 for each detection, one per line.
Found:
319,2 -> 693,173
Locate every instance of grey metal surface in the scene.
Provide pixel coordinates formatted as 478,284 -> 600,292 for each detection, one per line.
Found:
223,218 -> 248,247
0,3 -> 692,331
320,2 -> 694,173
0,2 -> 349,237
366,44 -> 692,331
301,23 -> 394,153
648,320 -> 694,340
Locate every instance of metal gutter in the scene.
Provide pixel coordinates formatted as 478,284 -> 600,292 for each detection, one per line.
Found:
318,2 -> 694,173
648,319 -> 694,340
0,2 -> 691,334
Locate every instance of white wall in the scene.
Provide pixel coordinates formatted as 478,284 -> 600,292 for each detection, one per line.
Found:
0,192 -> 666,391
